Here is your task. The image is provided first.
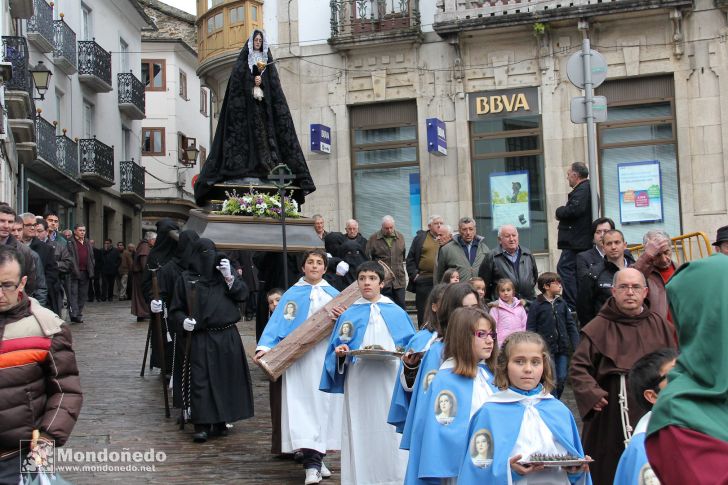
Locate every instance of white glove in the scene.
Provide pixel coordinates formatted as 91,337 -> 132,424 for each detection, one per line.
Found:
217,258 -> 232,279
336,261 -> 350,276
183,318 -> 196,332
150,299 -> 163,314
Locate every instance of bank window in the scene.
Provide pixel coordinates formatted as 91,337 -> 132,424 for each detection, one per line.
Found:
230,6 -> 244,24
471,114 -> 547,252
142,128 -> 165,156
207,13 -> 223,35
141,59 -> 165,91
351,117 -> 419,248
598,100 -> 680,244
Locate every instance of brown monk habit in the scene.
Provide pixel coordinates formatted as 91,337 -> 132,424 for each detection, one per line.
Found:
569,298 -> 675,485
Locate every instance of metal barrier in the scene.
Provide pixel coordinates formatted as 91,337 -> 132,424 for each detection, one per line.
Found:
628,231 -> 713,265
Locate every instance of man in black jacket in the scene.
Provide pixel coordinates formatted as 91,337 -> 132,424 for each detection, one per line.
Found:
21,213 -> 60,315
405,215 -> 444,322
576,217 -> 615,285
577,229 -> 636,325
100,239 -> 120,302
479,224 -> 539,301
555,162 -> 592,311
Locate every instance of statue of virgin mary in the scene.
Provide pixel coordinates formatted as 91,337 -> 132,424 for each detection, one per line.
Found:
194,30 -> 316,206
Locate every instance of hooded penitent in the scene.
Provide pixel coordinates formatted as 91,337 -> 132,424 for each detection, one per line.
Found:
146,219 -> 179,270
188,238 -> 219,282
193,29 -> 315,206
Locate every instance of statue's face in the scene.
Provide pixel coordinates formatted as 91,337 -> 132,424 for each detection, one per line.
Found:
253,34 -> 262,51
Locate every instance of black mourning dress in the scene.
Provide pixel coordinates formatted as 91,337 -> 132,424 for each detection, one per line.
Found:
193,30 -> 315,207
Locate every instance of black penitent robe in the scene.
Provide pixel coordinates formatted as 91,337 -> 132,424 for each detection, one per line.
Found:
193,43 -> 315,206
169,273 -> 254,425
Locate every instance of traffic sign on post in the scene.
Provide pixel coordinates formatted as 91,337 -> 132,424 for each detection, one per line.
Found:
570,96 -> 608,124
566,49 -> 608,89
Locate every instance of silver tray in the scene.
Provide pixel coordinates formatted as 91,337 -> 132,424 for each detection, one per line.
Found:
347,349 -> 404,360
519,458 -> 593,468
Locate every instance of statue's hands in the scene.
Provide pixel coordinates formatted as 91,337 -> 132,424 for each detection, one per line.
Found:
255,75 -> 262,87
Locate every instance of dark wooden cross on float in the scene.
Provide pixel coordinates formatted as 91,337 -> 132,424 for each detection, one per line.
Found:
268,164 -> 295,288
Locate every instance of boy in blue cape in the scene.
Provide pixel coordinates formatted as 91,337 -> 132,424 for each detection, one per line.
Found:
320,261 -> 415,485
613,348 -> 676,485
255,249 -> 342,485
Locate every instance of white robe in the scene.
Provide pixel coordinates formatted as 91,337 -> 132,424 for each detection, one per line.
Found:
340,297 -> 408,485
279,282 -> 343,453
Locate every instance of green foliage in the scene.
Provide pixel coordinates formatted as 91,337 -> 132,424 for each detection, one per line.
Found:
215,189 -> 302,218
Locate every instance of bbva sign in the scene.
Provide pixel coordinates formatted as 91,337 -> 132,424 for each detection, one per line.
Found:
467,88 -> 540,121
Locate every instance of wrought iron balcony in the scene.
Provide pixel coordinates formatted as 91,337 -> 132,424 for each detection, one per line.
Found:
53,17 -> 77,75
118,72 -> 145,120
56,132 -> 80,179
2,36 -> 37,163
120,159 -> 145,205
79,136 -> 114,187
34,115 -> 56,167
78,39 -> 112,92
26,0 -> 54,52
329,0 -> 422,49
434,0 -> 693,34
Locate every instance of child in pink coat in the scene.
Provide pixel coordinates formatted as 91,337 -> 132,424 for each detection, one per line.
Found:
488,278 -> 527,346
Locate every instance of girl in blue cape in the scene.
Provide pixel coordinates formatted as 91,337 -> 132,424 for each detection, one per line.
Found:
459,331 -> 592,485
319,261 -> 415,485
404,306 -> 498,484
399,283 -> 482,451
254,249 -> 342,485
388,283 -> 449,433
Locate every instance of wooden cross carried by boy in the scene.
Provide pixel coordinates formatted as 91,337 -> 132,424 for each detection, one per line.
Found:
256,261 -> 395,381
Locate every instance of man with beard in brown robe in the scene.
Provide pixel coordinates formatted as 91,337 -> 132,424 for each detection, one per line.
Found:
569,267 -> 675,485
131,232 -> 156,322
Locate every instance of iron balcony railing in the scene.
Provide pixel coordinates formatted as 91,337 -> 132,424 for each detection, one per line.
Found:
78,39 -> 112,88
118,72 -> 145,117
35,116 -> 57,165
2,36 -> 32,95
26,0 -> 54,52
330,0 -> 420,40
56,133 -> 79,178
79,136 -> 114,186
53,18 -> 77,72
120,159 -> 145,202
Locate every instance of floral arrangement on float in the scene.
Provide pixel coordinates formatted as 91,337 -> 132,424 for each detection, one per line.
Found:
216,189 -> 302,218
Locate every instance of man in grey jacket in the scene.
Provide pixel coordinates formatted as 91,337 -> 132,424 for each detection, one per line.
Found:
435,217 -> 489,282
366,215 -> 407,309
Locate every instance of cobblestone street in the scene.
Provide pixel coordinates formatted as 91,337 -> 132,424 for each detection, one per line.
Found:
61,300 -> 580,484
61,300 -> 339,484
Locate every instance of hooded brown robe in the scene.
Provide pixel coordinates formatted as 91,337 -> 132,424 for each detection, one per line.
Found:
569,297 -> 675,485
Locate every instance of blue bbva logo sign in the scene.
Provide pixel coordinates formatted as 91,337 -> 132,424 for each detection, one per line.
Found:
310,124 -> 331,154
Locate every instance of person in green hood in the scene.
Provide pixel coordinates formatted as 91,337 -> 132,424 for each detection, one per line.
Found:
645,253 -> 728,484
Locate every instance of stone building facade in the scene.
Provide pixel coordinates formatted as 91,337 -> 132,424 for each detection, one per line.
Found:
264,0 -> 727,268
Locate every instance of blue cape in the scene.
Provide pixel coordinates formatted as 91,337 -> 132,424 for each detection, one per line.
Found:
319,299 -> 415,394
459,393 -> 592,485
257,282 -> 339,349
387,329 -> 437,433
399,341 -> 445,450
404,366 -> 496,484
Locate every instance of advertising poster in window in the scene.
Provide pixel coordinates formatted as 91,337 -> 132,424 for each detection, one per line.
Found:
618,161 -> 663,224
490,171 -> 530,229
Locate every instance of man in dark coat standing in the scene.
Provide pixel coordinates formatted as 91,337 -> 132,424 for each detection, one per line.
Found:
555,162 -> 593,311
169,238 -> 254,442
366,215 -> 407,309
100,239 -> 120,302
131,232 -> 155,322
570,267 -> 675,485
67,224 -> 94,324
20,213 -> 60,315
88,240 -> 103,301
478,224 -> 539,301
406,215 -> 444,323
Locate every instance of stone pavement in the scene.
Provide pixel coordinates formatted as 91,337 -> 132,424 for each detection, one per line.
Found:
60,300 -> 581,484
61,300 -> 338,484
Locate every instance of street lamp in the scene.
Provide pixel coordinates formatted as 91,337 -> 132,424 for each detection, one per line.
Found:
182,137 -> 199,165
29,60 -> 52,100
